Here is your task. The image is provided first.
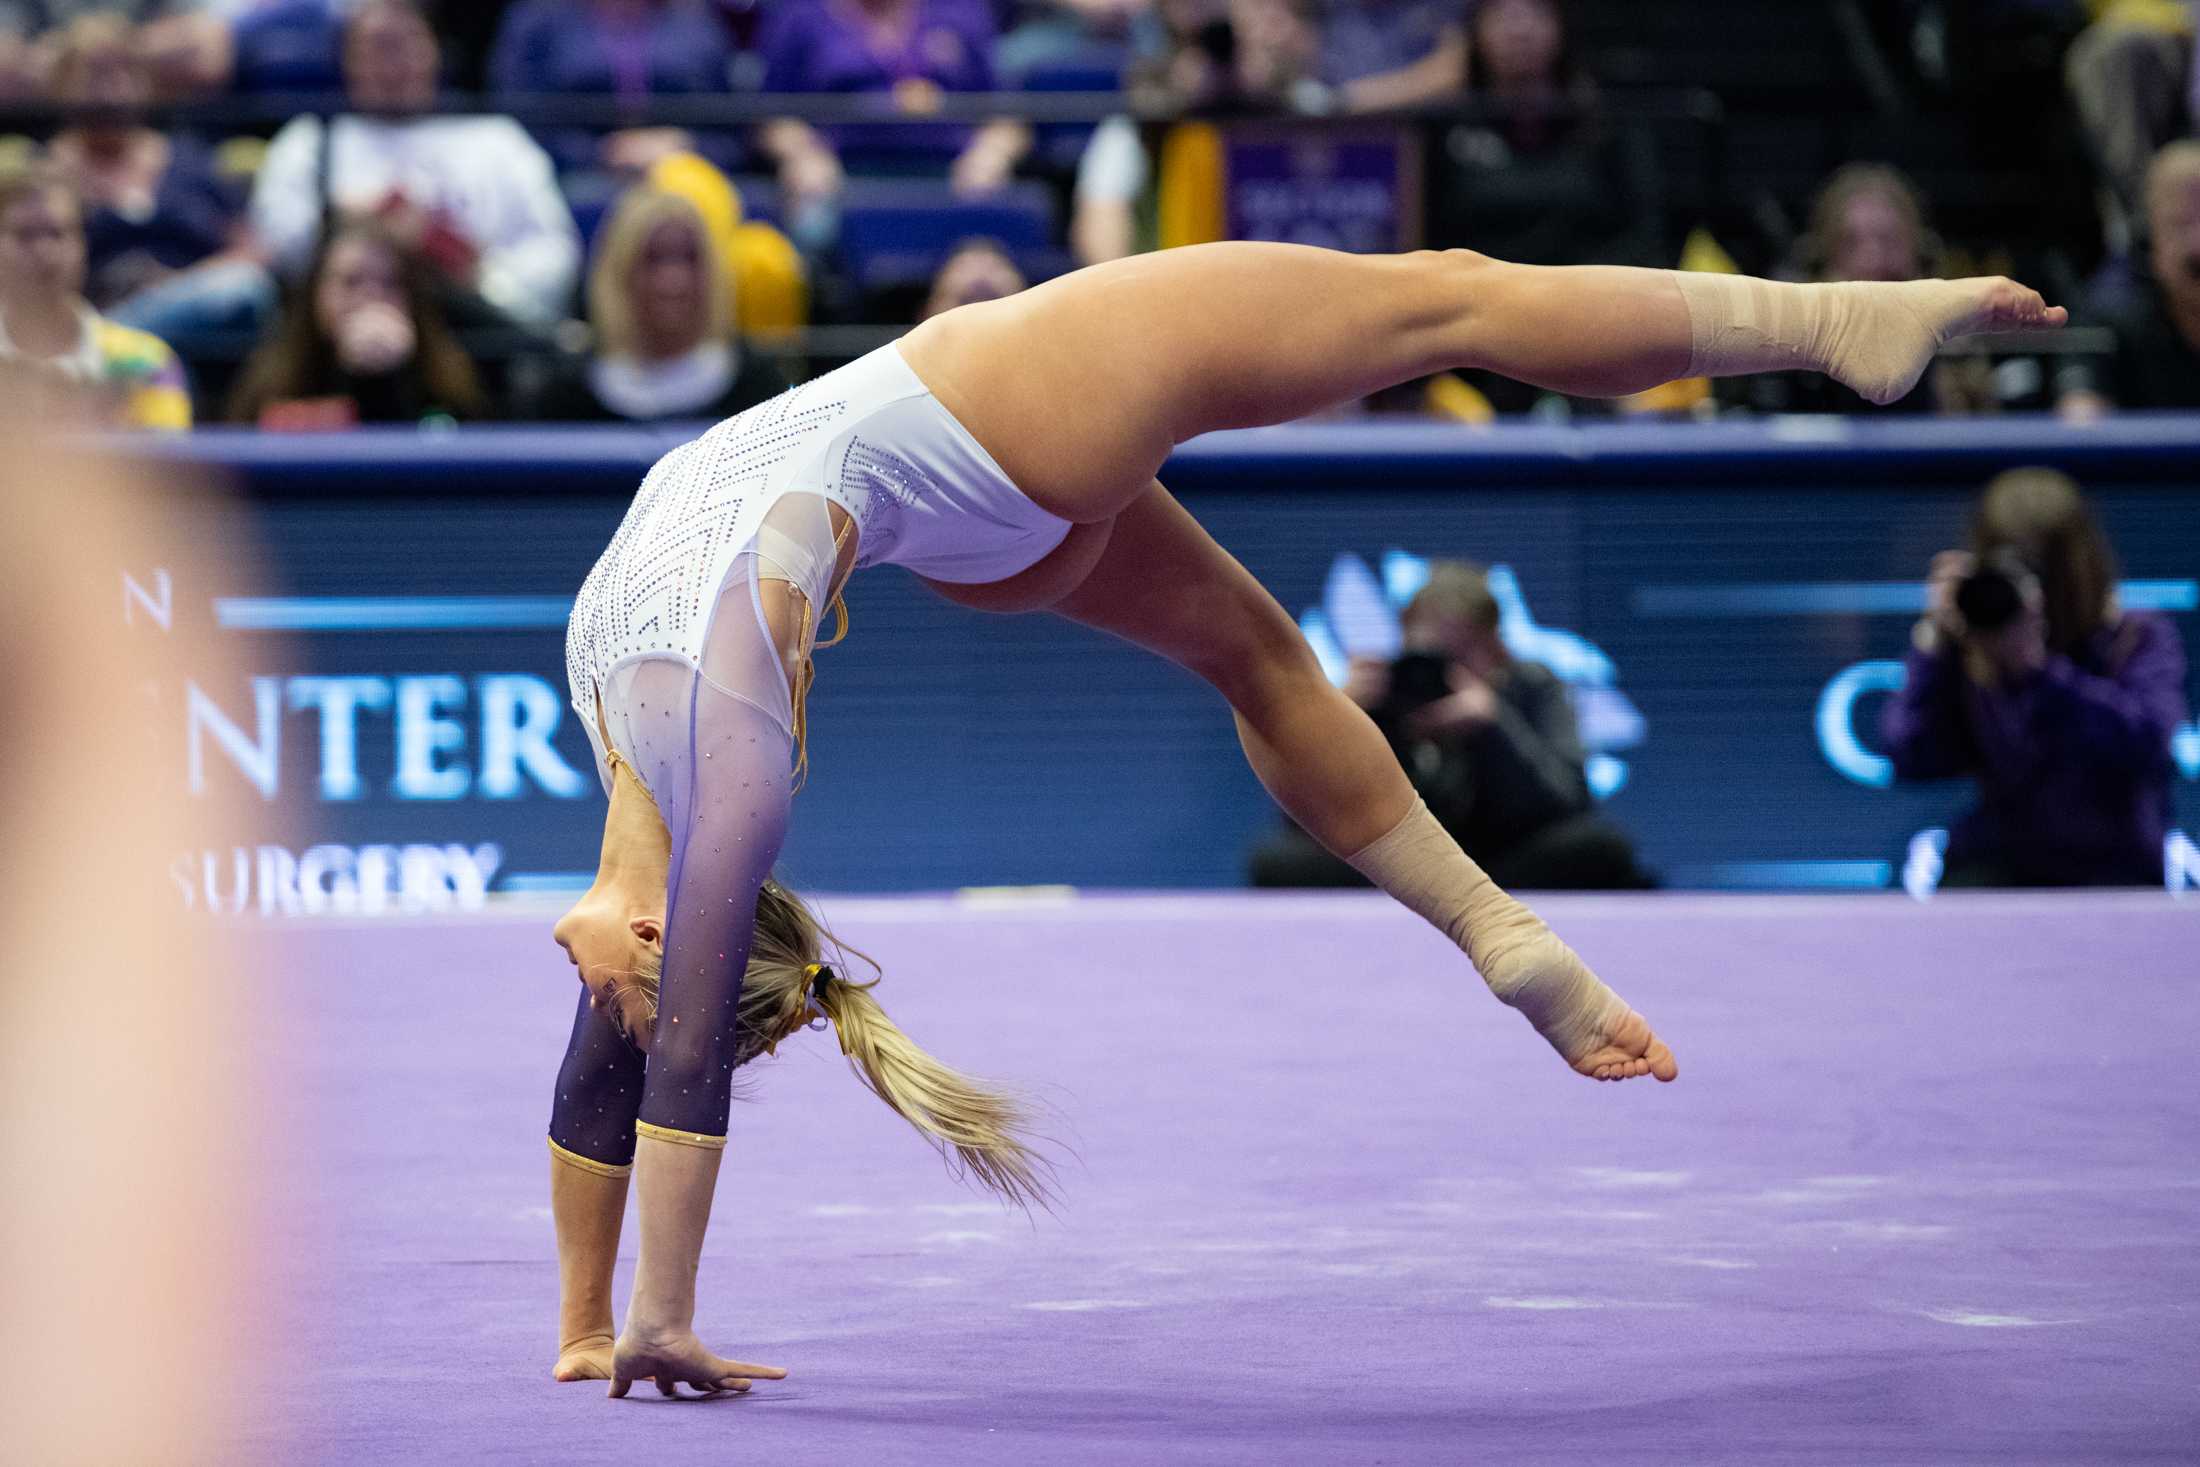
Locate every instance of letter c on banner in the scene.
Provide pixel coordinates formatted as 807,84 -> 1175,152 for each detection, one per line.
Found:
1815,660 -> 1906,788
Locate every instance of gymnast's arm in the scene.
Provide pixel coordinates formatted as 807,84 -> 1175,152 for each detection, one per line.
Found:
612,563 -> 813,1389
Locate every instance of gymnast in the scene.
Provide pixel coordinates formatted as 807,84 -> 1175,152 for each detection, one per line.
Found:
545,242 -> 2064,1398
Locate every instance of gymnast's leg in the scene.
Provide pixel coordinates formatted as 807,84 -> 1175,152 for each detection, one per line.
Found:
1052,486 -> 1674,1081
546,987 -> 641,1380
901,242 -> 2064,519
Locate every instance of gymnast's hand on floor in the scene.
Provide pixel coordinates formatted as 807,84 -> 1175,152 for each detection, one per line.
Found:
608,1327 -> 788,1399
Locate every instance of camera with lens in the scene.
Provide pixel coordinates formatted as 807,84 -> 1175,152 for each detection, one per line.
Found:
1953,550 -> 2036,636
1369,651 -> 1458,749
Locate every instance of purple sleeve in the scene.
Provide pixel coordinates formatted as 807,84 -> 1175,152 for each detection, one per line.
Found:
488,0 -> 552,95
2016,616 -> 2188,773
488,3 -> 603,173
757,0 -> 818,92
1880,641 -> 1978,780
951,0 -> 999,91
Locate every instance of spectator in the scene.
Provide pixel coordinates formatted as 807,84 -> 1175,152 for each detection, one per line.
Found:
254,0 -> 581,329
0,165 -> 190,428
43,16 -> 242,314
1075,0 -> 1315,265
755,0 -> 1031,247
1320,0 -> 1467,115
1069,113 -> 1146,265
1423,0 -> 1660,413
1120,0 -> 1228,110
228,218 -> 487,426
1427,0 -> 1660,268
2065,0 -> 2194,256
524,187 -> 786,422
1720,163 -> 1950,416
421,0 -> 518,90
996,0 -> 1149,82
1120,0 -> 1335,108
2060,138 -> 2200,411
919,234 -> 1025,318
488,0 -> 739,175
210,0 -> 349,95
1229,0 -> 1326,103
1882,468 -> 2188,888
1249,561 -> 1650,890
0,1 -> 229,98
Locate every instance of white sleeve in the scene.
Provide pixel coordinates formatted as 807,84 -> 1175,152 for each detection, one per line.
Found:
249,116 -> 327,281
1074,116 -> 1150,207
470,120 -> 583,328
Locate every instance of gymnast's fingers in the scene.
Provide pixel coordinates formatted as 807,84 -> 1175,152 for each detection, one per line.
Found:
607,1370 -> 633,1400
712,1356 -> 787,1381
655,1374 -> 682,1398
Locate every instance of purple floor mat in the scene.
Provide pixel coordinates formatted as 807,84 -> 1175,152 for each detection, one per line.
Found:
250,892 -> 2200,1465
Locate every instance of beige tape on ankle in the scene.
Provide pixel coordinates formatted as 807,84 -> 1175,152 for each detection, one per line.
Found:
1673,272 -> 1814,380
1346,799 -> 1622,1063
1675,272 -> 1961,406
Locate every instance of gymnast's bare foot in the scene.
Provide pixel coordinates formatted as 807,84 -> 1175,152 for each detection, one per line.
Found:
1572,1006 -> 1679,1084
609,1325 -> 786,1399
1832,276 -> 2067,405
553,1331 -> 616,1382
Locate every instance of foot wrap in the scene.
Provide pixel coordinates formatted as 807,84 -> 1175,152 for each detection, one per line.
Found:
1346,799 -> 1623,1063
1671,272 -> 1976,406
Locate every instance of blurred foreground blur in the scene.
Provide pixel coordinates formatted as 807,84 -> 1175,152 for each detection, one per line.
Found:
0,430 -> 282,1464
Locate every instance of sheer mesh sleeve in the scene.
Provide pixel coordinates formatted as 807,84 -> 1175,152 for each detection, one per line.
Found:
621,552 -> 806,1148
552,492 -> 842,1155
544,613 -> 790,1165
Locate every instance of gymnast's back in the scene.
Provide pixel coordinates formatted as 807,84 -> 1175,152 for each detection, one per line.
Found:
564,341 -> 1067,813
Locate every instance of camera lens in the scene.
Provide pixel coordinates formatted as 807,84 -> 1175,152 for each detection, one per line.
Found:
1954,564 -> 2023,632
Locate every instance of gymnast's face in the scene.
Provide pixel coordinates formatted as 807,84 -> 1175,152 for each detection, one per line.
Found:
552,898 -> 663,1053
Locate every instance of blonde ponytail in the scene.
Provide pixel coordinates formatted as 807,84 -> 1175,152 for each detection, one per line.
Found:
654,878 -> 1060,1211
812,971 -> 1056,1211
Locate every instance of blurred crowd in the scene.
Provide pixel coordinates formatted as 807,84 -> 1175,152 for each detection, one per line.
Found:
0,0 -> 2193,428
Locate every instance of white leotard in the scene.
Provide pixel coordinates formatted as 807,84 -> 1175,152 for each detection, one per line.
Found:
564,341 -> 1072,794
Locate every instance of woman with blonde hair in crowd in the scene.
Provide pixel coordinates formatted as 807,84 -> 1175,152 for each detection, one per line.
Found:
526,188 -> 788,424
0,164 -> 190,429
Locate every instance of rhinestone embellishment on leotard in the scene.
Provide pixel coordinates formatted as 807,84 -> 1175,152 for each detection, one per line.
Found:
565,384 -> 852,714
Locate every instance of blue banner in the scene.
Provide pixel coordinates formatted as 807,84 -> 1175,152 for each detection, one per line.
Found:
134,418 -> 2200,907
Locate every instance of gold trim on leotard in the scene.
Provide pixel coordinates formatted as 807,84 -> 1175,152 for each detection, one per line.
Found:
547,1136 -> 634,1179
635,1120 -> 728,1150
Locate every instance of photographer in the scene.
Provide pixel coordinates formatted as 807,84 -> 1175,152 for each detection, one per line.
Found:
1248,561 -> 1649,890
1881,469 -> 2189,888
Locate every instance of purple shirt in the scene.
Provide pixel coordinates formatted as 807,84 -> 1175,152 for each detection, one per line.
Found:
1880,612 -> 2188,885
489,0 -> 737,170
758,0 -> 998,158
1321,0 -> 1461,87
